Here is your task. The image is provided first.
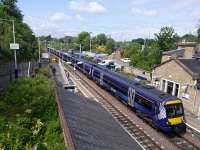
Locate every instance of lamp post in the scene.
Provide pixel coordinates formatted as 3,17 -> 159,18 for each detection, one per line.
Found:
38,37 -> 41,68
89,32 -> 92,53
0,18 -> 18,78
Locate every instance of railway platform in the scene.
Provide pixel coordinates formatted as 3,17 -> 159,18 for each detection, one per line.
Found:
185,110 -> 200,133
53,63 -> 143,150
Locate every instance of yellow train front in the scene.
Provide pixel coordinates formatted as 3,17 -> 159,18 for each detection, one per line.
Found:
156,98 -> 186,133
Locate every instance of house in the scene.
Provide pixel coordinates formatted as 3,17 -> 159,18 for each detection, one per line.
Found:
152,58 -> 200,117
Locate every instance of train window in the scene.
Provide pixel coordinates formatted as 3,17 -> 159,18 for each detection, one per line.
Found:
135,94 -> 152,110
93,71 -> 100,78
165,103 -> 183,118
103,76 -> 128,95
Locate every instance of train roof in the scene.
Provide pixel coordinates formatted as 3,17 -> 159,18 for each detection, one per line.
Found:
105,69 -> 174,103
91,61 -> 176,103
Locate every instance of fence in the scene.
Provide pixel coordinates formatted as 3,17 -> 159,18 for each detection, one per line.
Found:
0,60 -> 37,90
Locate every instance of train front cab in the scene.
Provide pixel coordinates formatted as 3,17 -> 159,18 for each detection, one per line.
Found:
159,99 -> 186,133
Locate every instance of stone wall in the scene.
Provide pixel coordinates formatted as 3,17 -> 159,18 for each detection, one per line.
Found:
152,59 -> 200,116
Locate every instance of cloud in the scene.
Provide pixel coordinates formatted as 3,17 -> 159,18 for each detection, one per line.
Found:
23,15 -> 84,37
131,8 -> 158,16
191,10 -> 200,17
75,14 -> 84,21
172,0 -> 199,9
69,1 -> 106,14
50,12 -> 72,21
131,0 -> 151,5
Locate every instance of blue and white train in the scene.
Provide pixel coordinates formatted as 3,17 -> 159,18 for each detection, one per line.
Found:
49,48 -> 186,133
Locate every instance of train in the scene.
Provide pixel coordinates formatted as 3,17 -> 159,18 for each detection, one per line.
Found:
48,48 -> 186,133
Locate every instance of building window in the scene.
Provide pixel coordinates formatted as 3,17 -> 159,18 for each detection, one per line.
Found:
167,81 -> 173,95
161,80 -> 166,91
174,84 -> 179,97
161,79 -> 180,97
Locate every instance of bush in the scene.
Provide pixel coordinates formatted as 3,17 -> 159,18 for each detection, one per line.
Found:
0,73 -> 65,149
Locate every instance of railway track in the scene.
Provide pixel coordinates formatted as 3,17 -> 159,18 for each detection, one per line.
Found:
62,58 -> 200,150
171,135 -> 199,150
65,64 -> 162,150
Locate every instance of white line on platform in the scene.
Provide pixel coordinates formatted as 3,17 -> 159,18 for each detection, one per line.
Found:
66,68 -> 99,102
186,123 -> 200,134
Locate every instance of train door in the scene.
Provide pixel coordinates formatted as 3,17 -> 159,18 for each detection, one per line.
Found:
128,87 -> 135,107
100,72 -> 104,86
89,67 -> 92,77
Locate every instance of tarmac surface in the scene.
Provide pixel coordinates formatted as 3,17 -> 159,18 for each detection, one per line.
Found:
54,63 -> 142,150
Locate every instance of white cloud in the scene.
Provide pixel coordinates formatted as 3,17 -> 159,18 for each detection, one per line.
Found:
131,8 -> 158,16
69,1 -> 106,14
75,14 -> 84,21
131,0 -> 151,5
50,12 -> 72,21
191,10 -> 200,17
172,0 -> 199,9
23,15 -> 84,37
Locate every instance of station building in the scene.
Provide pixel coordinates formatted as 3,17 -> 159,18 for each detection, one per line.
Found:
152,43 -> 200,117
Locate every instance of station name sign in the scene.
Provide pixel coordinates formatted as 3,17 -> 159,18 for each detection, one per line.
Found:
10,43 -> 19,50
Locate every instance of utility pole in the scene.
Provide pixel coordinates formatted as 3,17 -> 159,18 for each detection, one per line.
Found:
89,32 -> 92,53
38,37 -> 41,68
11,19 -> 18,78
80,44 -> 82,54
60,42 -> 62,51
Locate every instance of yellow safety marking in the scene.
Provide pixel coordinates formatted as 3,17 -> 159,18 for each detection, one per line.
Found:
165,100 -> 182,105
168,116 -> 183,125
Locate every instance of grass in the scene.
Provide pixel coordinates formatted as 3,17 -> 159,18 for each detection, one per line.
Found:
0,67 -> 66,150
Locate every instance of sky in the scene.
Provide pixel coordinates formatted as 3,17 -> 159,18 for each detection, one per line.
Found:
17,0 -> 200,41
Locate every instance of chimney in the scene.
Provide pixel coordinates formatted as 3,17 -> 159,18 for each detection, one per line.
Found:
178,42 -> 196,59
184,46 -> 195,59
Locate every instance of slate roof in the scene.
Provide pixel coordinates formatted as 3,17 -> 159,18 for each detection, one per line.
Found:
193,46 -> 200,59
162,49 -> 184,57
177,59 -> 200,80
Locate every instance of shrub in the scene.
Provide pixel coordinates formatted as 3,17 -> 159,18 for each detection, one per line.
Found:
0,73 -> 65,149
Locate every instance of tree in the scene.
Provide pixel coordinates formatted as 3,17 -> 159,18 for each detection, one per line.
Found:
131,38 -> 144,45
75,32 -> 90,51
0,0 -> 37,60
1,0 -> 23,21
155,26 -> 177,51
106,39 -> 115,54
121,42 -> 140,58
94,33 -> 107,45
181,34 -> 197,42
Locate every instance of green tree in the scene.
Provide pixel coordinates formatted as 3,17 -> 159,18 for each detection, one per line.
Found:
75,32 -> 90,51
0,0 -> 37,61
181,34 -> 197,42
131,38 -> 144,45
155,26 -> 177,51
105,38 -> 115,54
121,42 -> 140,58
94,33 -> 107,45
0,0 -> 23,21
